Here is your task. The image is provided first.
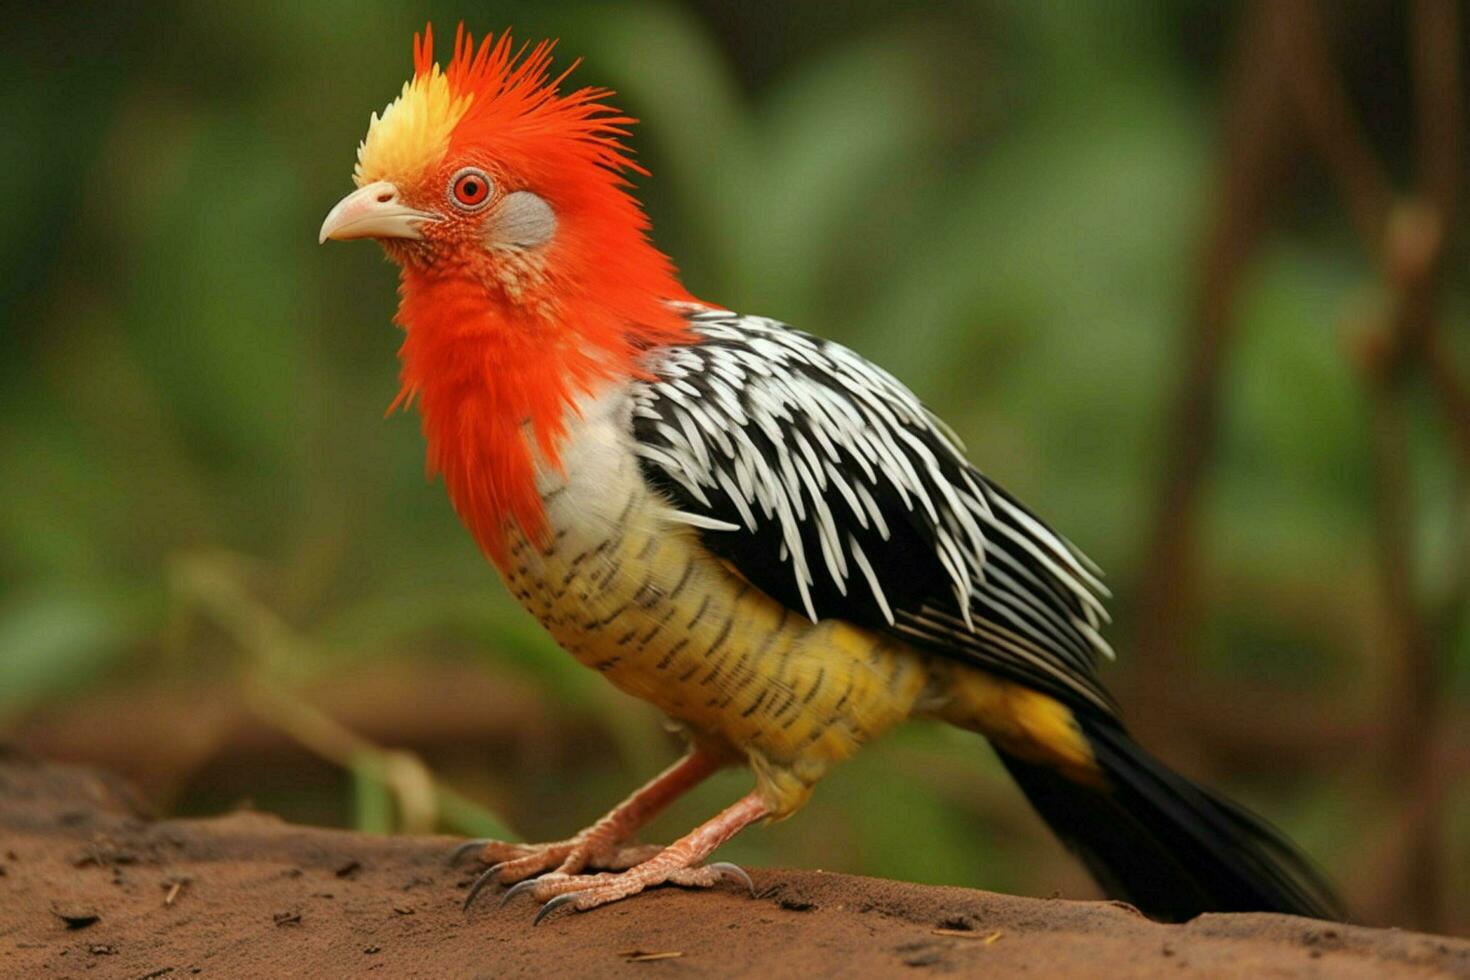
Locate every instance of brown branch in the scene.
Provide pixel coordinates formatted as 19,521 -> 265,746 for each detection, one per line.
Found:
1277,0 -> 1395,256
1385,0 -> 1468,934
1362,0 -> 1467,455
1176,686 -> 1470,778
1135,0 -> 1468,930
1424,330 -> 1470,472
1133,0 -> 1300,759
1271,0 -> 1465,932
9,663 -> 572,805
1410,0 -> 1464,223
1365,387 -> 1438,757
1409,0 -> 1470,473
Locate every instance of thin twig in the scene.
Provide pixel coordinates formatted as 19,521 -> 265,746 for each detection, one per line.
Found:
1365,381 -> 1443,924
1277,0 -> 1394,256
169,553 -> 502,838
1410,0 -> 1463,223
1408,0 -> 1470,472
1423,332 -> 1470,472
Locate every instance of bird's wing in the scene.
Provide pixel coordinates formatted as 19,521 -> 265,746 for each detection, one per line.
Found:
631,307 -> 1118,715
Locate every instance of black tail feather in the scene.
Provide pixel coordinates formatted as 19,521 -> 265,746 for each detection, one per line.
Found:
996,715 -> 1343,922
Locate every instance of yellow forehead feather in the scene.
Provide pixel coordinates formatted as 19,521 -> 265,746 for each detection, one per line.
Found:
354,65 -> 473,188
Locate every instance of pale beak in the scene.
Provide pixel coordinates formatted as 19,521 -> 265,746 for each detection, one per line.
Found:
318,181 -> 440,244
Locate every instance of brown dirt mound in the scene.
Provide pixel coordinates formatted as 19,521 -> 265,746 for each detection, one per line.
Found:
0,752 -> 1465,978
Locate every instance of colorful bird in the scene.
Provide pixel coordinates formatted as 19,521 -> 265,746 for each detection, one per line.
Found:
320,25 -> 1341,924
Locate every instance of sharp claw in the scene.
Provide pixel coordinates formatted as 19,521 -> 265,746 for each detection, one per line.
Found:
498,876 -> 545,908
707,861 -> 755,896
533,891 -> 582,926
462,865 -> 501,911
449,838 -> 490,866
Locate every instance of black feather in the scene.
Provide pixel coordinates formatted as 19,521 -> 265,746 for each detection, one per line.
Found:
997,715 -> 1343,921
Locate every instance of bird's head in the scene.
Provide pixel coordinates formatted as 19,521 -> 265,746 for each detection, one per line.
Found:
321,25 -> 689,322
324,26 -> 670,287
320,26 -> 694,562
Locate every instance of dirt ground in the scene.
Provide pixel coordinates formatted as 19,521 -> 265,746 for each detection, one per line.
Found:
1,752 -> 1466,979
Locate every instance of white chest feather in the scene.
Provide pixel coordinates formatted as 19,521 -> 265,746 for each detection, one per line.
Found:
532,382 -> 651,544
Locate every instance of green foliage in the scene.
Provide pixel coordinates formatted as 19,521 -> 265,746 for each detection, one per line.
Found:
351,752 -> 396,835
0,591 -> 144,722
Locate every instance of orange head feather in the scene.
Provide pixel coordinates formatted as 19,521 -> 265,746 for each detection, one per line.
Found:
323,25 -> 695,564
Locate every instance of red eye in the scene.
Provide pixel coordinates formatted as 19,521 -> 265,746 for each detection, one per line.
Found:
449,167 -> 492,210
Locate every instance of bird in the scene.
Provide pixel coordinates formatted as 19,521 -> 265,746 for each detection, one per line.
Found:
319,24 -> 1341,925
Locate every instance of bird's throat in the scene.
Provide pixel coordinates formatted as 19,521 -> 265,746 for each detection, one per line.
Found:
390,269 -> 693,566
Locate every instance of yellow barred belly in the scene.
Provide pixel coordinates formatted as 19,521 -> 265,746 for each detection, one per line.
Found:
501,488 -> 929,816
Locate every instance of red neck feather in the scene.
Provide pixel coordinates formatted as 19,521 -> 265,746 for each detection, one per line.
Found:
393,256 -> 693,567
382,25 -> 696,566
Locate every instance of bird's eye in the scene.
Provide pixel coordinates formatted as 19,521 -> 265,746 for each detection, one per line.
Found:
448,168 -> 493,211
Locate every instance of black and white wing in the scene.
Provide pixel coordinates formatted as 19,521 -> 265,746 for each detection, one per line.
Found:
631,308 -> 1117,715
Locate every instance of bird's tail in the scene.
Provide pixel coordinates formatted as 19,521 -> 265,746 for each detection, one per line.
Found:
995,713 -> 1343,922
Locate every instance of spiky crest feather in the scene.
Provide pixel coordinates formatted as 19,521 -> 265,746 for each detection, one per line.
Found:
385,25 -> 694,565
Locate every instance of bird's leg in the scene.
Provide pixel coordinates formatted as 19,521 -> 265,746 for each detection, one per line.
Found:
502,790 -> 770,923
456,749 -> 719,893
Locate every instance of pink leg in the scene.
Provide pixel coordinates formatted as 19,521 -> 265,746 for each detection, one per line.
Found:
459,750 -> 719,899
503,790 -> 771,923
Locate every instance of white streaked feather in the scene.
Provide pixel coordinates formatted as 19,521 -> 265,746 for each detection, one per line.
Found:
987,489 -> 1110,599
848,536 -> 895,626
823,459 -> 867,529
656,507 -> 742,533
853,480 -> 891,541
713,466 -> 758,531
630,310 -> 1113,674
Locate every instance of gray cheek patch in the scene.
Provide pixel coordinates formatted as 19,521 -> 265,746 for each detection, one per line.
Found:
483,191 -> 557,250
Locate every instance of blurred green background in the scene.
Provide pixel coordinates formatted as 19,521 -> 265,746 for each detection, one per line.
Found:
3,0 -> 1466,936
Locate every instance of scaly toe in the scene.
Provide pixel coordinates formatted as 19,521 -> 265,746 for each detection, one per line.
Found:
496,872 -> 603,907
660,863 -> 755,891
454,836 -> 653,886
451,837 -> 538,869
531,881 -> 641,924
515,860 -> 756,923
493,850 -> 568,884
497,876 -> 547,908
533,891 -> 585,926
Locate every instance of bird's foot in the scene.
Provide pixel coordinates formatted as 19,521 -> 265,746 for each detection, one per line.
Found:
464,790 -> 768,921
453,835 -> 665,910
501,857 -> 755,924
